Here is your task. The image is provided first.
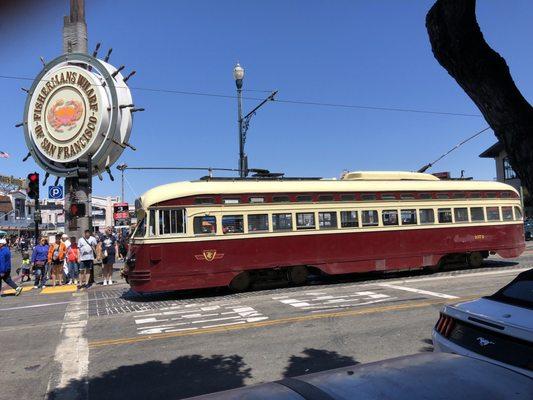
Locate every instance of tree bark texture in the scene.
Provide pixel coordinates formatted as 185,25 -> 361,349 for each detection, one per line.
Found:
426,0 -> 533,193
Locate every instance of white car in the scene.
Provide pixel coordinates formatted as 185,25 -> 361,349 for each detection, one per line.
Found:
432,269 -> 533,378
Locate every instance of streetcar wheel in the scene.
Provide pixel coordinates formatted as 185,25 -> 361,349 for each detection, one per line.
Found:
468,252 -> 483,268
289,266 -> 309,285
229,272 -> 251,291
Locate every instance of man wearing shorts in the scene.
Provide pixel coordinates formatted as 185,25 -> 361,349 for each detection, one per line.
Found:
77,229 -> 97,289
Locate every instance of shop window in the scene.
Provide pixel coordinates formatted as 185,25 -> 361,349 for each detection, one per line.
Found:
503,157 -> 517,180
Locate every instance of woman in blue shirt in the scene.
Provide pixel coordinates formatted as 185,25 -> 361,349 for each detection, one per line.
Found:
31,237 -> 49,289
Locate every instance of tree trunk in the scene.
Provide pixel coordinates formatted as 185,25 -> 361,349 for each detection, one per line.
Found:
426,0 -> 533,193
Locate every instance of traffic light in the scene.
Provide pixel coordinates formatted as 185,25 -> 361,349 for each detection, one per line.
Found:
27,172 -> 39,200
69,203 -> 86,218
77,158 -> 90,188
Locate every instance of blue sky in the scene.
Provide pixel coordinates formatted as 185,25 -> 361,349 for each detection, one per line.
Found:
0,0 -> 532,203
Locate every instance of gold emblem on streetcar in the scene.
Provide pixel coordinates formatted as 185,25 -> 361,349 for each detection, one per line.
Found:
195,250 -> 224,262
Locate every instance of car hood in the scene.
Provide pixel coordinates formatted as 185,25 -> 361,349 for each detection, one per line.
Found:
449,298 -> 533,332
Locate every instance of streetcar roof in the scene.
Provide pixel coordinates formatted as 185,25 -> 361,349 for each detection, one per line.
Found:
137,171 -> 518,209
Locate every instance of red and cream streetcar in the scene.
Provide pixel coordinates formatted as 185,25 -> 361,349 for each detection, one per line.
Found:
124,171 -> 525,293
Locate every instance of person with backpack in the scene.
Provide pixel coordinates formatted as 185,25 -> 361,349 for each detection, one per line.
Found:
66,237 -> 80,285
47,234 -> 66,287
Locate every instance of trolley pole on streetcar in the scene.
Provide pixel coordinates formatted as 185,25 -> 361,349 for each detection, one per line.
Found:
232,63 -> 278,178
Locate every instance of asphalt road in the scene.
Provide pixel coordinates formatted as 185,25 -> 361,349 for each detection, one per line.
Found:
1,243 -> 532,400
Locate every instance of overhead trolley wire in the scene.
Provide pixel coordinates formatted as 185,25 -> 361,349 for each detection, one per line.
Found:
0,73 -> 482,118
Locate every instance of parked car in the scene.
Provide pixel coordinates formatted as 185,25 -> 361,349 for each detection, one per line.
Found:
186,352 -> 532,399
433,269 -> 533,378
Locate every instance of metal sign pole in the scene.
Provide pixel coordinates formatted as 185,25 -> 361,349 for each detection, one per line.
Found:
63,0 -> 91,238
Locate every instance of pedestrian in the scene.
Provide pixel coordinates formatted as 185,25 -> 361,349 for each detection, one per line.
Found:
118,230 -> 128,259
47,234 -> 66,287
18,251 -> 32,283
100,226 -> 118,285
31,237 -> 49,289
0,238 -> 23,296
65,237 -> 80,285
78,229 -> 97,289
61,234 -> 71,283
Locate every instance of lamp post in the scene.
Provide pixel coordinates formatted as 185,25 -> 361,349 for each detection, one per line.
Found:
233,63 -> 245,177
116,163 -> 128,202
232,62 -> 278,178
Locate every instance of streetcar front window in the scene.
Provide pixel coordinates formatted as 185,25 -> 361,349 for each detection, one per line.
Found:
134,217 -> 146,237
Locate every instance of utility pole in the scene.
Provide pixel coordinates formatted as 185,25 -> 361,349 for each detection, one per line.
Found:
63,0 -> 91,238
117,164 -> 128,203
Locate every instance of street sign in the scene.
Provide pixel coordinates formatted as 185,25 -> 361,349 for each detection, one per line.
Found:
48,185 -> 64,199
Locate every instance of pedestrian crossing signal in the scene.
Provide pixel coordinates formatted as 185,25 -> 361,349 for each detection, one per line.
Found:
27,172 -> 39,200
69,203 -> 86,218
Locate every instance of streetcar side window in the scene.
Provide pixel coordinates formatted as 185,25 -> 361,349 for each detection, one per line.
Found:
419,209 -> 434,224
222,215 -> 244,234
149,209 -> 156,236
381,194 -> 396,200
193,216 -> 217,235
486,207 -> 501,221
296,212 -> 316,230
514,206 -> 523,220
340,194 -> 356,201
454,207 -> 469,223
361,194 -> 377,201
362,210 -> 379,227
419,193 -> 432,199
340,211 -> 358,228
248,214 -> 269,232
502,206 -> 513,221
273,213 -> 293,231
401,209 -> 417,225
382,210 -> 399,226
318,211 -> 337,229
296,195 -> 313,202
438,208 -> 452,223
272,196 -> 290,203
470,207 -> 485,222
158,209 -> 185,235
318,195 -> 334,202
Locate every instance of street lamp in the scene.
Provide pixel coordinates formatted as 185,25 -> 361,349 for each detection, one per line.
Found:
233,62 -> 277,178
233,63 -> 245,177
116,163 -> 128,202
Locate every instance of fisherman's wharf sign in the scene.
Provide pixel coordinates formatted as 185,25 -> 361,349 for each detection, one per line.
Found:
23,53 -> 133,177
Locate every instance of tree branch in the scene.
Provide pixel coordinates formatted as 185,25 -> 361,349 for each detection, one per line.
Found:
426,0 -> 533,192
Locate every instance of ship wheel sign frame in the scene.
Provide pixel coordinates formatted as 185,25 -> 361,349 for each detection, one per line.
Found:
23,53 -> 135,177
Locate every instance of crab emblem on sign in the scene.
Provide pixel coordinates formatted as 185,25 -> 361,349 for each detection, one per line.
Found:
47,99 -> 83,131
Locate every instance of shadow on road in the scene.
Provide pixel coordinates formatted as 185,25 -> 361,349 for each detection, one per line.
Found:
48,354 -> 252,400
283,348 -> 358,378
